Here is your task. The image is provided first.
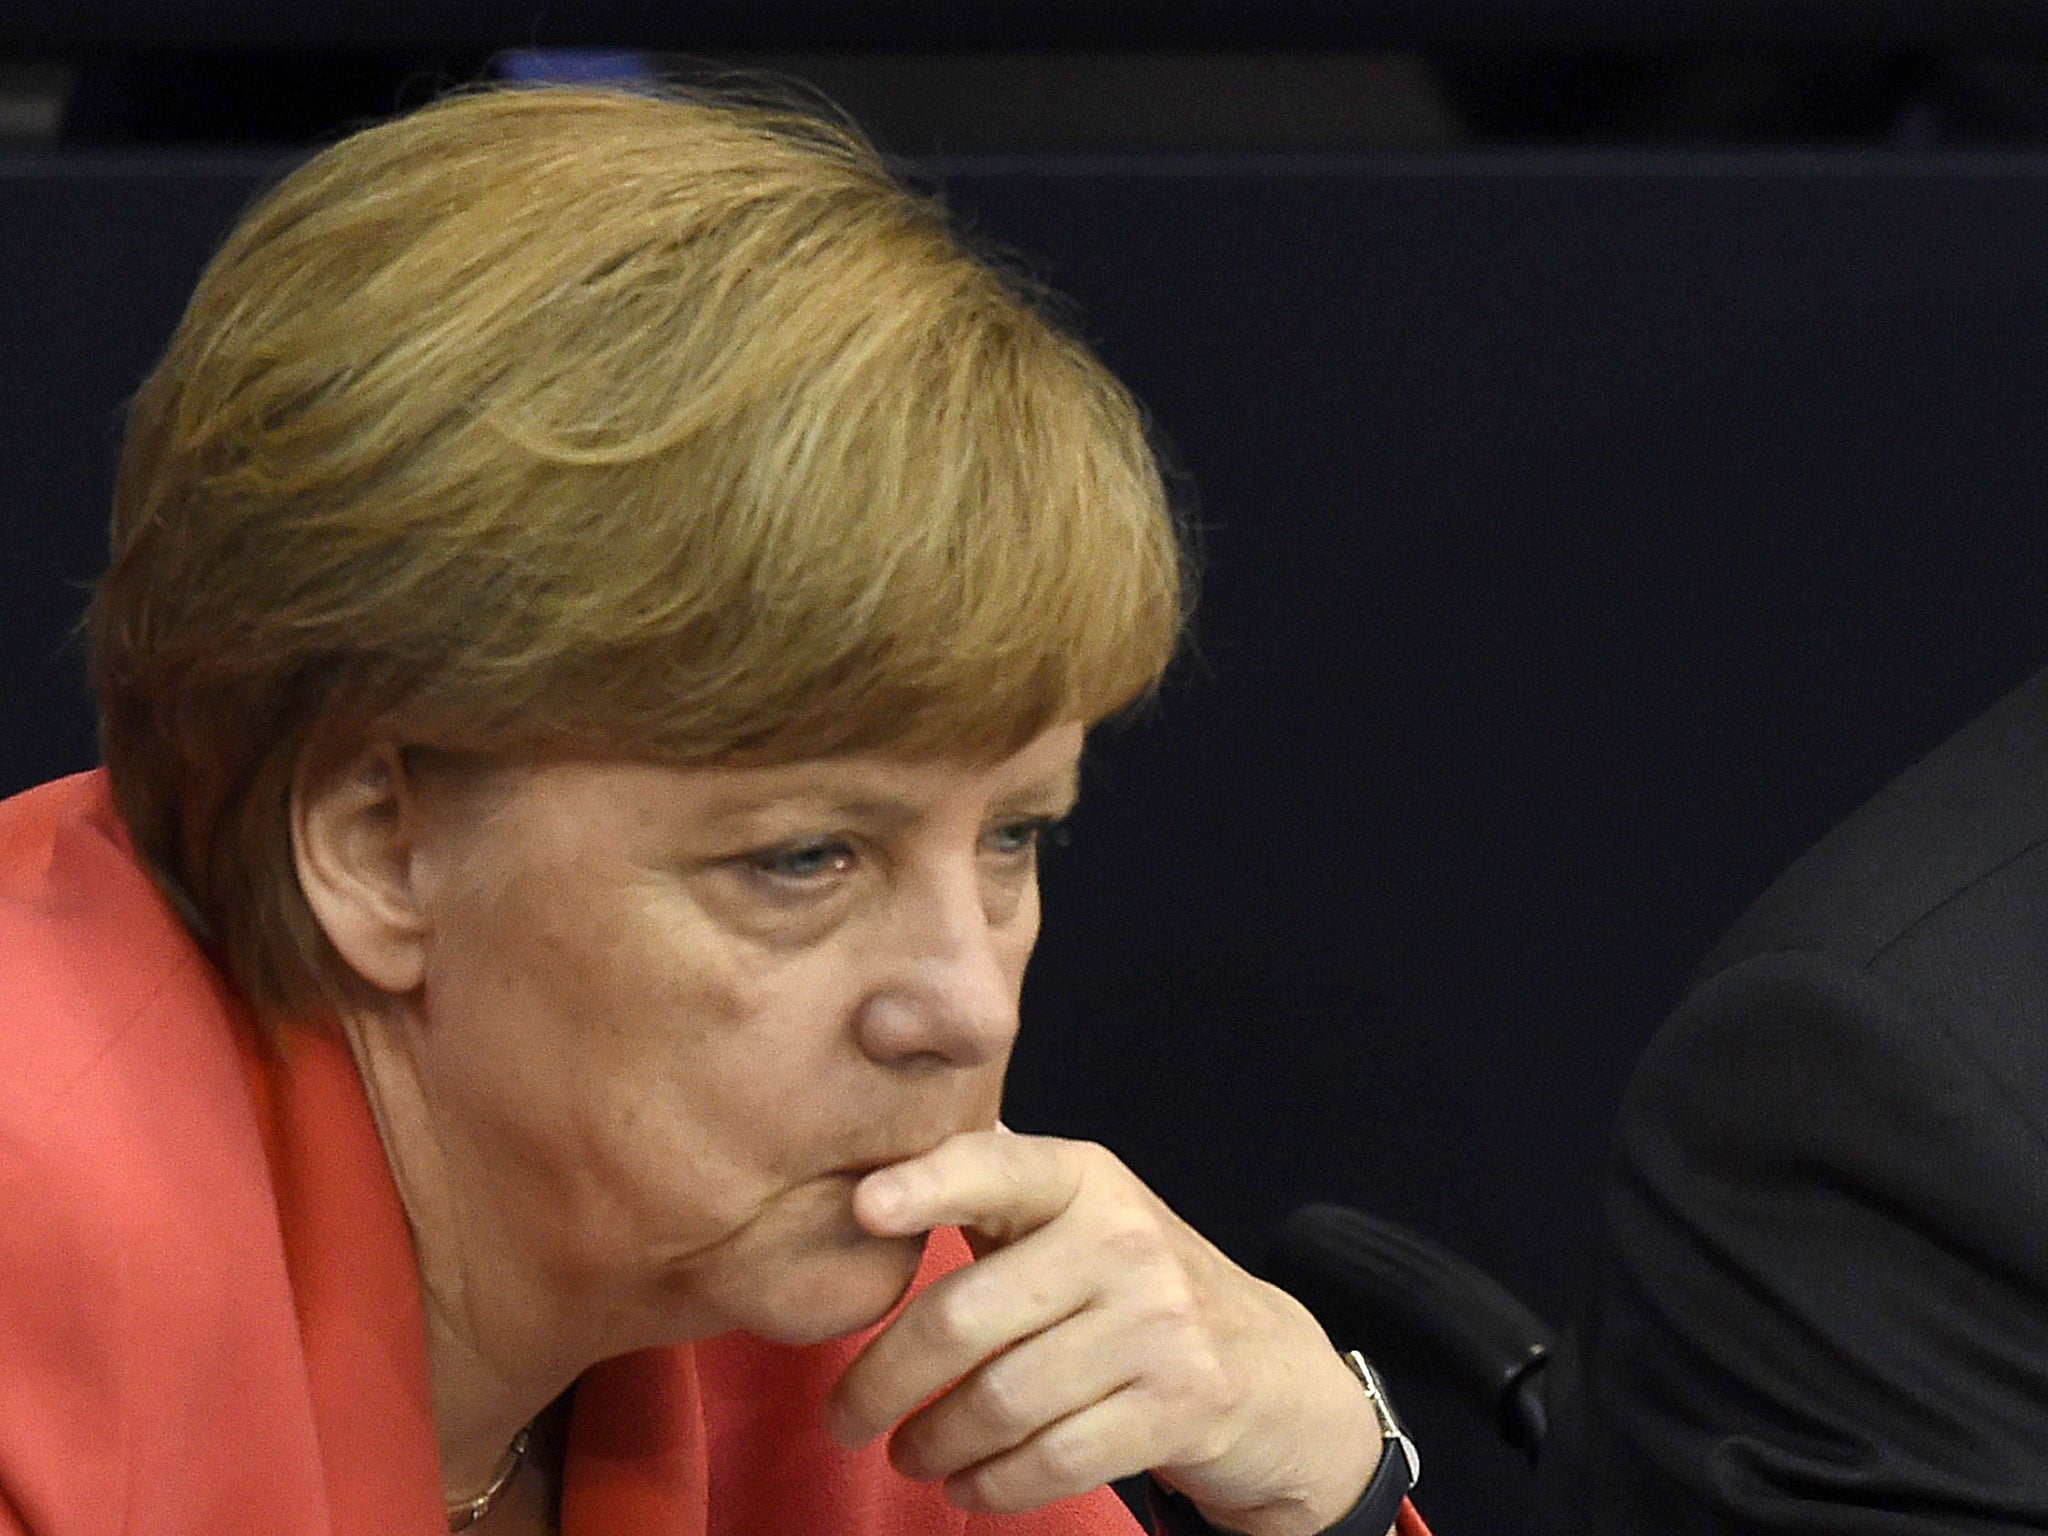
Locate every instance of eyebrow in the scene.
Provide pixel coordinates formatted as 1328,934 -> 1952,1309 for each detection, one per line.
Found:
992,761 -> 1084,819
692,763 -> 1082,838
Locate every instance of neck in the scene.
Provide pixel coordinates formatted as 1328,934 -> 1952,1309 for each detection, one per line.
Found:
333,1002 -> 599,1502
423,1299 -> 567,1502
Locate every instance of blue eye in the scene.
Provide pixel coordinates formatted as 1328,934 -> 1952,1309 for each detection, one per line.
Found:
748,840 -> 856,882
987,815 -> 1069,858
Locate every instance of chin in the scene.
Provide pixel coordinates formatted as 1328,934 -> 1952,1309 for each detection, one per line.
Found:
744,1228 -> 931,1345
686,1180 -> 933,1346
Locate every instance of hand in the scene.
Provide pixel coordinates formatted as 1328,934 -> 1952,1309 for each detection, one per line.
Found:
825,1131 -> 1385,1536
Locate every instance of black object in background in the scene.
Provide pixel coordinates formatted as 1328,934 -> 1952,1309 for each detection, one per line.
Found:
16,1 -> 2048,51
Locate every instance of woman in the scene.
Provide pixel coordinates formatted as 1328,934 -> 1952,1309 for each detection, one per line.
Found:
1,86 -> 1425,1536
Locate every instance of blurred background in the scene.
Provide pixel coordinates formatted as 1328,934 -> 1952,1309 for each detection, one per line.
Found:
12,5 -> 2048,1532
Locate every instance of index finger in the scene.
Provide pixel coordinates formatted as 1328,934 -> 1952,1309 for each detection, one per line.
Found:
828,1133 -> 1093,1448
852,1129 -> 1087,1252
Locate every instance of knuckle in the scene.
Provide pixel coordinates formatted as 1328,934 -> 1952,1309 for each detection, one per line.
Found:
925,1282 -> 990,1351
1179,1343 -> 1235,1415
972,1359 -> 1032,1428
1022,1420 -> 1099,1494
1137,1309 -> 1236,1417
998,1132 -> 1043,1177
1127,1268 -> 1208,1351
1069,1139 -> 1132,1196
1064,1136 -> 1107,1170
1098,1207 -> 1169,1266
956,1421 -> 1102,1515
955,1463 -> 1025,1515
1145,1267 -> 1203,1322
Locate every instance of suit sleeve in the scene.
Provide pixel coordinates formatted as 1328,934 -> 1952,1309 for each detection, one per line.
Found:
1571,949 -> 2048,1535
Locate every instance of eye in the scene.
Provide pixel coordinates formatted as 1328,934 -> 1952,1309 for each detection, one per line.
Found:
743,838 -> 858,884
984,814 -> 1070,861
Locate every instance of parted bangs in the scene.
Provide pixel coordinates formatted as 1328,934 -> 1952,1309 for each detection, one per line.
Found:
90,84 -> 1187,1016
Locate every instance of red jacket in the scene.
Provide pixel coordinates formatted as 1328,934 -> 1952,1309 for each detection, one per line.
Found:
0,771 -> 1139,1536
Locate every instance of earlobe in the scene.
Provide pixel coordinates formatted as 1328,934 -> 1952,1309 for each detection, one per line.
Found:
292,743 -> 431,997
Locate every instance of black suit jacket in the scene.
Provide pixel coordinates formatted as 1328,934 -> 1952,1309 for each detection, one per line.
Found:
1555,665 -> 2048,1533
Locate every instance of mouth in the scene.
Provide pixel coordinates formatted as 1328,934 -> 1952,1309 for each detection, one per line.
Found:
823,1139 -> 955,1182
820,1114 -> 996,1184
825,1157 -> 909,1182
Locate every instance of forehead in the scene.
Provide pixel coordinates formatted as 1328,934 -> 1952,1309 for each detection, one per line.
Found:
692,724 -> 1084,814
473,721 -> 1086,842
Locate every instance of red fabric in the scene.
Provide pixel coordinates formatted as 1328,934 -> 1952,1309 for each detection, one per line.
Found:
0,773 -> 333,1536
0,770 -> 1429,1536
0,772 -> 1139,1536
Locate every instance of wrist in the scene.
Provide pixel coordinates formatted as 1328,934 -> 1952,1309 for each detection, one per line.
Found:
1143,1350 -> 1418,1536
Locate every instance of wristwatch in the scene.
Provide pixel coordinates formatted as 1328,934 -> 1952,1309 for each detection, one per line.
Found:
1336,1349 -> 1420,1527
1143,1348 -> 1419,1536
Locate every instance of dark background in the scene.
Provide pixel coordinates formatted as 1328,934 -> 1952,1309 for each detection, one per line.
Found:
11,8 -> 2048,1532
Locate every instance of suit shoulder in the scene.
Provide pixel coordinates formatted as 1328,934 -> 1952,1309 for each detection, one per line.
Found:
1703,666 -> 2048,976
1626,948 -> 2048,1166
1594,947 -> 2048,1529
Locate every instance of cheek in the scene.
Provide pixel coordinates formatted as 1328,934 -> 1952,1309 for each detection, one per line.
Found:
1003,910 -> 1040,981
999,909 -> 1048,1003
1007,879 -> 1044,966
586,941 -> 871,1172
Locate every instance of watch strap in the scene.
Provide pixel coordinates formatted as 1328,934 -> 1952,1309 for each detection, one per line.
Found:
1143,1450 -> 1411,1536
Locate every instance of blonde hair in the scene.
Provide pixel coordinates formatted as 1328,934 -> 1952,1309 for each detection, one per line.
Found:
89,84 -> 1187,1017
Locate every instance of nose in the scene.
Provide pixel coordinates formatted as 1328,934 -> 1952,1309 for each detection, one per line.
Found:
856,864 -> 1026,1069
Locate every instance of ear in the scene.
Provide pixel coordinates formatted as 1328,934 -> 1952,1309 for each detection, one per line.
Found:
292,742 -> 431,997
